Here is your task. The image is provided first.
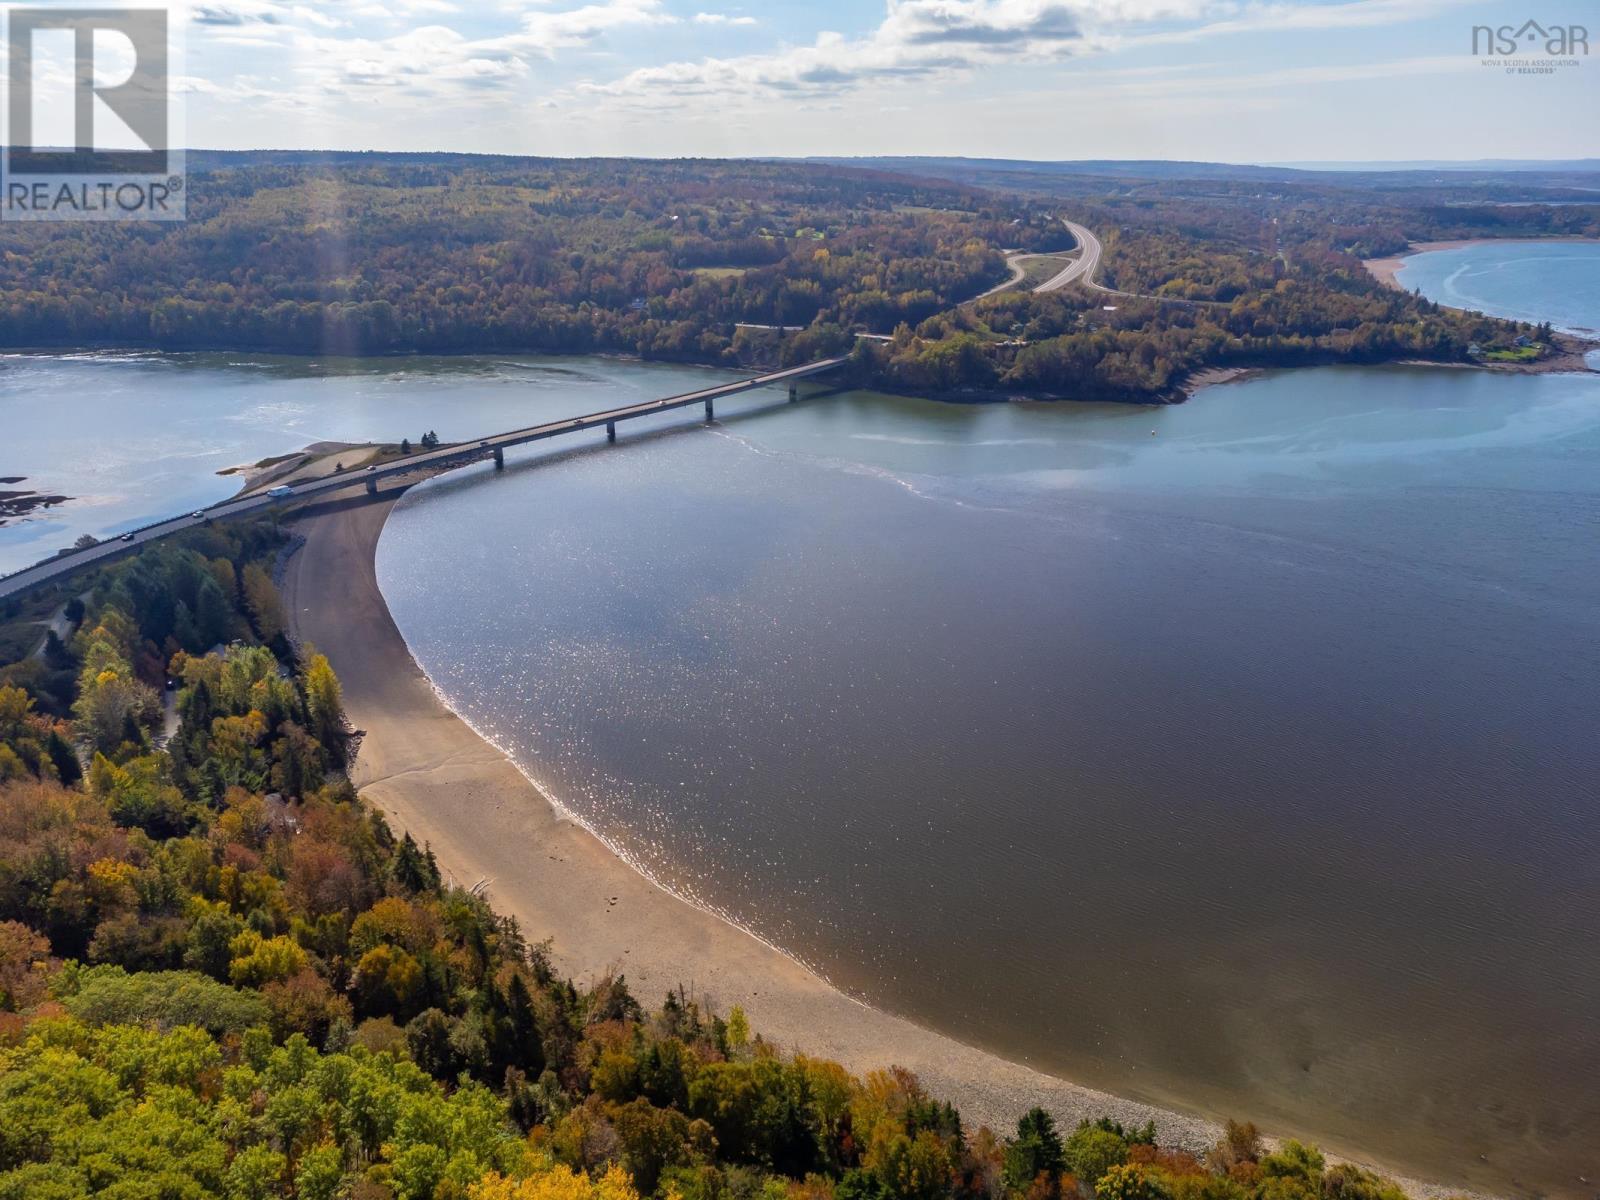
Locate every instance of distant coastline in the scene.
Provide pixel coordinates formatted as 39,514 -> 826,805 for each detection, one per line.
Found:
1362,238 -> 1600,373
1362,236 -> 1600,292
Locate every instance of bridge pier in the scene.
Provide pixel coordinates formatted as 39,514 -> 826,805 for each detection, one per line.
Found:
606,420 -> 616,443
493,446 -> 504,469
788,383 -> 798,403
365,476 -> 378,496
704,398 -> 714,422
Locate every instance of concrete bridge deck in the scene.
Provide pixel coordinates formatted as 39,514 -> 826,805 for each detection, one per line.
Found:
0,356 -> 848,601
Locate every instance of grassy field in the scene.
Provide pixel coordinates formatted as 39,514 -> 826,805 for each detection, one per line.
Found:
1482,344 -> 1543,362
1019,254 -> 1076,287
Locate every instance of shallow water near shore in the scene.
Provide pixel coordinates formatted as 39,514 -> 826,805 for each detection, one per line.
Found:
4,244 -> 1598,1197
376,361 -> 1600,1199
0,352 -> 744,573
1393,241 -> 1600,335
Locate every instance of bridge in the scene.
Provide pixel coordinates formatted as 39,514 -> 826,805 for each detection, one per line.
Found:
0,356 -> 849,602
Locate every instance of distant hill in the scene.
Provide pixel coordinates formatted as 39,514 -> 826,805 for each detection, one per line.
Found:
1269,159 -> 1600,172
795,155 -> 1600,208
806,155 -> 1600,179
802,156 -> 1309,183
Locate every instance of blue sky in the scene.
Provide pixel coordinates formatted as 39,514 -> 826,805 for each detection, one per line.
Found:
163,0 -> 1597,161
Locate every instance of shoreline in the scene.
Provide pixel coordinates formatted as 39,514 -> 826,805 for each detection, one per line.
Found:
280,481 -> 1492,1200
1362,235 -> 1600,293
278,489 -> 1223,1147
1361,239 -> 1600,375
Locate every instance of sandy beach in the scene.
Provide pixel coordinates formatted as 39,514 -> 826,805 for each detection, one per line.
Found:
1362,237 -> 1600,292
1180,366 -> 1257,397
1364,240 -> 1487,291
279,489 -> 1219,1143
280,483 -> 1487,1200
1362,239 -> 1600,375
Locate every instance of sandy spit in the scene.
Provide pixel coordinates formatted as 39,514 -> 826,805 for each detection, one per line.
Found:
279,484 -> 1491,1200
1180,367 -> 1258,397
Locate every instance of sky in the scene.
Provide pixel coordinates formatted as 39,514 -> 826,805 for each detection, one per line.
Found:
53,0 -> 1600,161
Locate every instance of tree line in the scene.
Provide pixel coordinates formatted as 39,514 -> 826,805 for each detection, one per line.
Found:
0,156 -> 1572,402
860,226 -> 1556,401
0,159 -> 1057,367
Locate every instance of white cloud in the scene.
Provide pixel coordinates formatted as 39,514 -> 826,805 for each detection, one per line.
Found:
575,0 -> 1469,103
580,1 -> 1117,100
486,0 -> 675,58
1120,0 -> 1473,48
186,0 -> 671,109
352,0 -> 461,16
692,11 -> 758,25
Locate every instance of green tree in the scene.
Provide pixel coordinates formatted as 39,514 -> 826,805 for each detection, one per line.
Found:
1064,1123 -> 1128,1188
227,1143 -> 287,1199
295,1143 -> 346,1200
1004,1107 -> 1065,1193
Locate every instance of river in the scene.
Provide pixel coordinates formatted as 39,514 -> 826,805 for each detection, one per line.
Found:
373,242 -> 1600,1199
4,243 -> 1599,1197
0,353 -> 746,573
1393,240 -> 1600,336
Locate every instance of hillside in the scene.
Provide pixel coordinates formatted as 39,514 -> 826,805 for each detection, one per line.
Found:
0,155 -> 1585,403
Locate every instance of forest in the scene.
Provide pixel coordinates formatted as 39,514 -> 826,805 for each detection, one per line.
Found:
0,154 -> 1583,403
0,158 -> 1035,365
850,164 -> 1591,400
0,521 -> 1437,1200
859,232 -> 1540,401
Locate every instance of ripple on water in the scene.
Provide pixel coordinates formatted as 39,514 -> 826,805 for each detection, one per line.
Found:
378,363 -> 1600,1198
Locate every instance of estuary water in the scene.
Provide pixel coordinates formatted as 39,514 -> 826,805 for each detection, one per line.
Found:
2,243 -> 1596,1197
371,255 -> 1600,1197
1394,240 -> 1600,336
0,353 -> 744,575
376,363 -> 1600,1197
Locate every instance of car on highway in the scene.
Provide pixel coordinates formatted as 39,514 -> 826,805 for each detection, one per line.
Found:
267,485 -> 294,498
366,465 -> 376,472
120,532 -> 135,542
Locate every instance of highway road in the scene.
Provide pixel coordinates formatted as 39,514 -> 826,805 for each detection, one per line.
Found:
979,219 -> 1220,308
973,253 -> 1031,300
1035,220 -> 1104,293
966,219 -> 1103,302
1051,219 -> 1226,308
0,357 -> 847,602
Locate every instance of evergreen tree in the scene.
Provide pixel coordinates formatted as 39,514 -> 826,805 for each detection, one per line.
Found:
1004,1107 -> 1065,1193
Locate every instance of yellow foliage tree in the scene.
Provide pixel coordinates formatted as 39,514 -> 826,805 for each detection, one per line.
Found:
241,563 -> 286,643
471,1164 -> 642,1200
301,650 -> 348,760
228,929 -> 309,987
